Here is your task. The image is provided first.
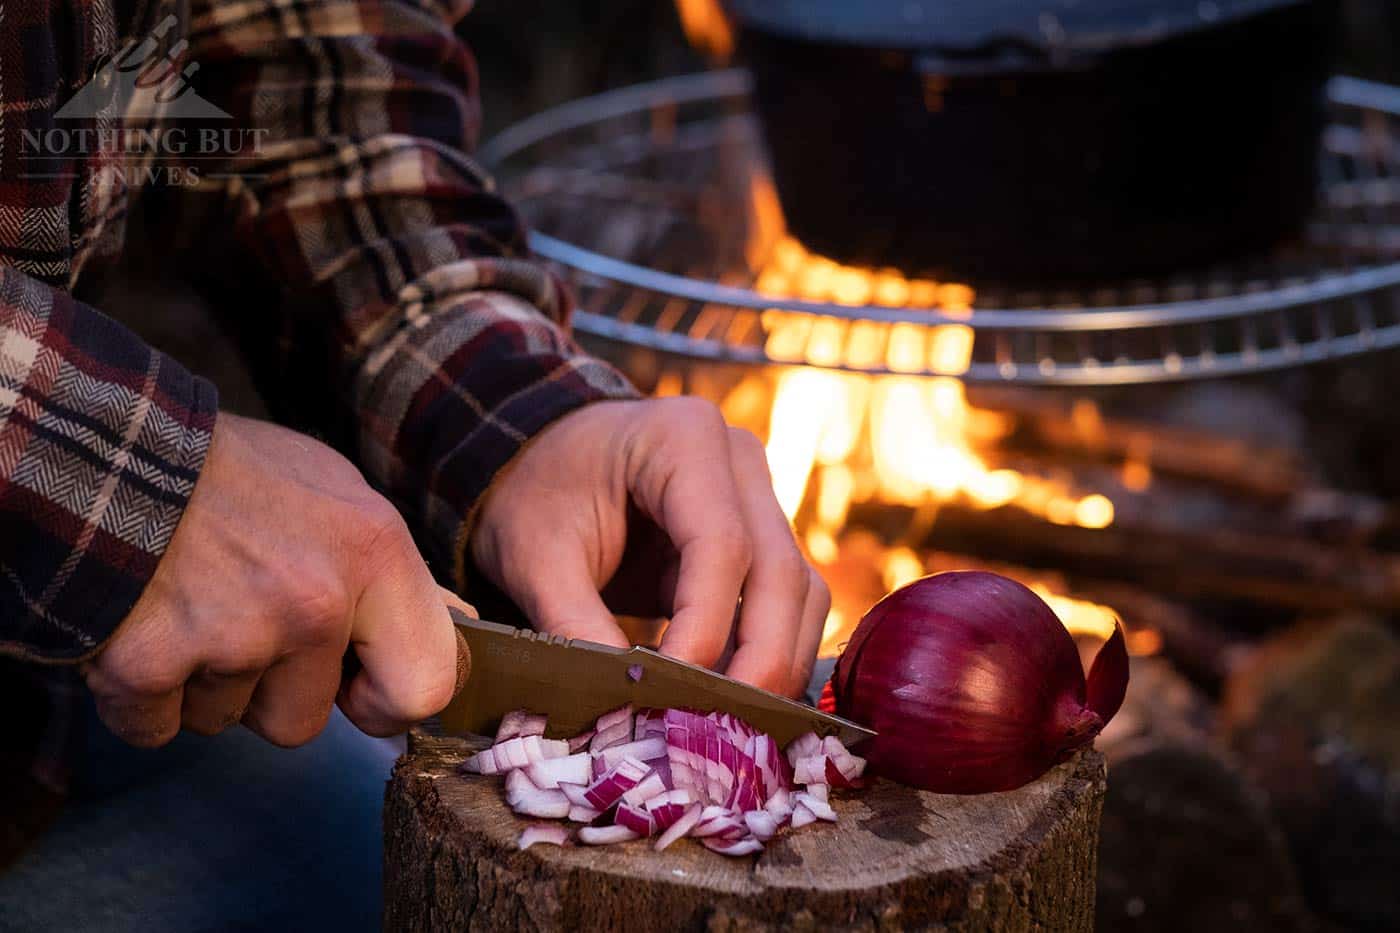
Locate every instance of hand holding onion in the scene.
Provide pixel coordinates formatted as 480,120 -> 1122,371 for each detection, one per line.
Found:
831,571 -> 1129,793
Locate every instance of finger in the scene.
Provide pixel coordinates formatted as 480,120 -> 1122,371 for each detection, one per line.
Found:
789,568 -> 832,698
720,429 -> 810,694
93,687 -> 185,748
182,669 -> 261,736
646,407 -> 752,669
337,514 -> 460,736
500,537 -> 629,649
243,647 -> 343,747
82,606 -> 191,748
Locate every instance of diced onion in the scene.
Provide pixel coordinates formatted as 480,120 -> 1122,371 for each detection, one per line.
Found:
518,823 -> 569,850
463,707 -> 863,857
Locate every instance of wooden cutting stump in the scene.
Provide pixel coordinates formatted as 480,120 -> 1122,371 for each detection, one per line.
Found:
384,731 -> 1106,932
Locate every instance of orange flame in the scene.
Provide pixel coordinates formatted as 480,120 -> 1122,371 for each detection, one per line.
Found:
717,193 -> 1130,660
745,235 -> 1116,537
673,0 -> 734,60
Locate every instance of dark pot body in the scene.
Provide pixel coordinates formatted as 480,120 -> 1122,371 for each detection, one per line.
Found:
739,1 -> 1338,284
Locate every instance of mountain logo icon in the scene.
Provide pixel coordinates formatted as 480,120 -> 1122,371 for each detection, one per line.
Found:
55,15 -> 232,121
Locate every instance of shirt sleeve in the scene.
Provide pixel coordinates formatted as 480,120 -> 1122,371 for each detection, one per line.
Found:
0,265 -> 218,663
176,0 -> 638,587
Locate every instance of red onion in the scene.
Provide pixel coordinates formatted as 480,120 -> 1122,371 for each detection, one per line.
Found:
832,570 -> 1129,794
654,803 -> 702,851
462,704 -> 868,856
703,836 -> 763,856
583,758 -> 649,810
517,823 -> 569,850
615,803 -> 654,836
578,825 -> 640,845
524,754 -> 591,789
596,737 -> 667,768
567,804 -> 600,823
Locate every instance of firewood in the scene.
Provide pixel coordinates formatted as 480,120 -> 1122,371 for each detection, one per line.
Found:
1222,617 -> 1400,931
902,504 -> 1400,614
1094,659 -> 1319,932
968,387 -> 1310,502
384,731 -> 1105,932
1096,738 -> 1316,933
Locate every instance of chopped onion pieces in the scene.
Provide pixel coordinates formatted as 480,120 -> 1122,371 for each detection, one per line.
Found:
518,823 -> 569,850
465,712 -> 861,857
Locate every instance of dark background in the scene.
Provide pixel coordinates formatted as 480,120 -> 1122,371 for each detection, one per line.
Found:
464,0 -> 1399,140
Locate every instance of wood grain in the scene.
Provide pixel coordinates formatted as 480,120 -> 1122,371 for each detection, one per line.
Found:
384,732 -> 1106,931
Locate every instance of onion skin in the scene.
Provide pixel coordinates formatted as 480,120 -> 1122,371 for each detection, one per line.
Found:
1085,623 -> 1129,724
833,571 -> 1129,794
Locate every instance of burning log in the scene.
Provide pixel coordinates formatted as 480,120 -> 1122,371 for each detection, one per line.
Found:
895,503 -> 1400,614
384,730 -> 1105,931
970,388 -> 1312,504
811,531 -> 1240,695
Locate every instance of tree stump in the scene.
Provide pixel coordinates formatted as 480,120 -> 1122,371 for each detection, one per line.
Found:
384,732 -> 1106,932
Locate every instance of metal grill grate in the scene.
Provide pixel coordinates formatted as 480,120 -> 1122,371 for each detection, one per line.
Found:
482,70 -> 1400,386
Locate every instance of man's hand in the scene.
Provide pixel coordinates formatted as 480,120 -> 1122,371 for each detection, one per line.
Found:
470,398 -> 829,698
81,414 -> 468,748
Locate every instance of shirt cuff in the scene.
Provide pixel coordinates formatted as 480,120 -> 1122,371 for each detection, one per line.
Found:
0,277 -> 218,664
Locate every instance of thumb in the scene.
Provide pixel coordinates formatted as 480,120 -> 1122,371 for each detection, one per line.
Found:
338,543 -> 459,736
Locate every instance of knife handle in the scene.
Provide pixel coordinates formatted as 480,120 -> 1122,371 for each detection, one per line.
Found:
339,609 -> 473,702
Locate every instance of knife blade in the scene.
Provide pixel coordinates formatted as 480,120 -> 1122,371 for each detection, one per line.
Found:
439,611 -> 874,748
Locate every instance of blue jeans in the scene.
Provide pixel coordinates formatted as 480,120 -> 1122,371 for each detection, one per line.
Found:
0,703 -> 397,932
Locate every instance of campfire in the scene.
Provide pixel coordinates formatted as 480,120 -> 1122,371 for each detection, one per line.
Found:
673,176 -> 1126,656
477,37 -> 1400,927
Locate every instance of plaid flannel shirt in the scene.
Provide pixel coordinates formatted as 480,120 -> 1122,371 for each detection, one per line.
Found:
0,0 -> 636,859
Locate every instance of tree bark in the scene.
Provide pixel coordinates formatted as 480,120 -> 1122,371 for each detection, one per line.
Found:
384,732 -> 1105,932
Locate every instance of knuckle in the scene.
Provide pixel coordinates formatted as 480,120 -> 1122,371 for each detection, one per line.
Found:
767,544 -> 808,590
353,499 -> 417,568
661,396 -> 725,435
110,663 -> 184,699
280,578 -> 350,644
360,493 -> 408,537
210,629 -> 278,674
717,519 -> 753,567
727,426 -> 766,460
398,674 -> 455,724
385,658 -> 457,724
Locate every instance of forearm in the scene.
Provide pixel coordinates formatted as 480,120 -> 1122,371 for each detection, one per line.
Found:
0,265 -> 217,662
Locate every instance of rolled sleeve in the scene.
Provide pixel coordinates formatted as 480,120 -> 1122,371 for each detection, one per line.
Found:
0,266 -> 217,663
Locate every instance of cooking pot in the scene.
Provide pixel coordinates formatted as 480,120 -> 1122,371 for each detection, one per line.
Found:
730,0 -> 1339,283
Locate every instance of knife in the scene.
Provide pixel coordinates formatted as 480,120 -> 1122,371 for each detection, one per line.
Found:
439,610 -> 874,748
